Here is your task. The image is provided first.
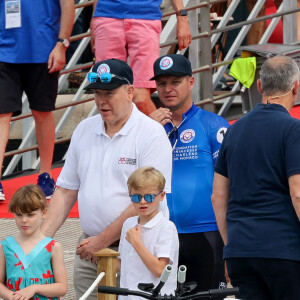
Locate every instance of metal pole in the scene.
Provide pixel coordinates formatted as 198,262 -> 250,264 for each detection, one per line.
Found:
189,1 -> 202,106
283,0 -> 298,44
198,0 -> 214,111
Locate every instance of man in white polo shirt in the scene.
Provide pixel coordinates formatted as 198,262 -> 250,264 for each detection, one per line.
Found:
41,58 -> 172,299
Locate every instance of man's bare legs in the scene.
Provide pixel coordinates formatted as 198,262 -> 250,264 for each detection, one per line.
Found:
0,113 -> 13,200
133,88 -> 157,116
32,110 -> 56,198
32,110 -> 55,176
0,111 -> 55,178
0,110 -> 56,199
246,0 -> 266,45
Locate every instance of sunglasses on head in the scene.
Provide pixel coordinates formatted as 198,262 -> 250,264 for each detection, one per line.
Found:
167,117 -> 187,151
87,72 -> 130,84
129,191 -> 163,203
167,126 -> 178,151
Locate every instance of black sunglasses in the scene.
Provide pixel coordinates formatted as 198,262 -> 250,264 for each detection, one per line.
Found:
167,126 -> 178,151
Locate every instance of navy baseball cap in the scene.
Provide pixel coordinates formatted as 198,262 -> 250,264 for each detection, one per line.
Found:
85,58 -> 133,90
150,54 -> 192,80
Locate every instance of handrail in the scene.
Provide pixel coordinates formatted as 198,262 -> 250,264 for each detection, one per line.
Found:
70,32 -> 91,42
211,6 -> 300,35
59,61 -> 94,75
75,0 -> 94,9
195,90 -> 240,106
11,97 -> 94,122
4,137 -> 71,158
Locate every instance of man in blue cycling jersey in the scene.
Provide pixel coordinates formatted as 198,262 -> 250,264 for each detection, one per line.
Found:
150,54 -> 229,293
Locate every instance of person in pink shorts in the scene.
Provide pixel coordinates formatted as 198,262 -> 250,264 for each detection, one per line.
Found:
90,0 -> 191,115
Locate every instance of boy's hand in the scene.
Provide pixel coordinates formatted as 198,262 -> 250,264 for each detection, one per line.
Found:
126,225 -> 141,245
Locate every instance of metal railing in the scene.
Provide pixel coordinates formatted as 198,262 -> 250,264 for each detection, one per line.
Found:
3,0 -> 299,176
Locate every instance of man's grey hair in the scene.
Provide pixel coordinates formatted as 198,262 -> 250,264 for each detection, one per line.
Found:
260,56 -> 299,96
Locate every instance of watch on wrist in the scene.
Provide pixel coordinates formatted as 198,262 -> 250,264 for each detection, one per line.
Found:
57,38 -> 70,49
176,9 -> 188,16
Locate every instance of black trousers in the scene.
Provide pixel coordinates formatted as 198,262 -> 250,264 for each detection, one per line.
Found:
178,231 -> 226,295
226,257 -> 300,300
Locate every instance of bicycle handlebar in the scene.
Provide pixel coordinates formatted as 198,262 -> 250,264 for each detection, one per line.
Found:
98,285 -> 239,300
98,286 -> 153,299
98,286 -> 132,296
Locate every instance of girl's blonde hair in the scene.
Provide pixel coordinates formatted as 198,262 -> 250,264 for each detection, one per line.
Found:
9,184 -> 47,214
127,166 -> 165,192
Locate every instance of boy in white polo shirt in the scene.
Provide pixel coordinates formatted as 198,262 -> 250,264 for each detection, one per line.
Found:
117,167 -> 179,299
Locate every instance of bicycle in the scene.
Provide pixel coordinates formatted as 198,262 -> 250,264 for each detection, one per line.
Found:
97,264 -> 240,300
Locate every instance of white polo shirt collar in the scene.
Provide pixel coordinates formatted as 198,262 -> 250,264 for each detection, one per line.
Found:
95,103 -> 138,137
135,211 -> 164,229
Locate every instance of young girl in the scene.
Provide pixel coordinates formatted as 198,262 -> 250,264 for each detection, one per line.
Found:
0,184 -> 67,300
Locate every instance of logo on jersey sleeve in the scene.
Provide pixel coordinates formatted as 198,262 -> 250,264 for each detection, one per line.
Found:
180,129 -> 195,143
216,127 -> 227,143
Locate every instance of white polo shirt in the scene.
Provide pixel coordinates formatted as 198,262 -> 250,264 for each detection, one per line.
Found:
57,104 -> 172,236
119,212 -> 179,299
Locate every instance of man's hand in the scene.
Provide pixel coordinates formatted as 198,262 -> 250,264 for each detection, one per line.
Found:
48,43 -> 66,74
126,225 -> 142,246
177,17 -> 192,50
78,239 -> 90,248
76,235 -> 108,263
224,261 -> 231,284
149,107 -> 172,126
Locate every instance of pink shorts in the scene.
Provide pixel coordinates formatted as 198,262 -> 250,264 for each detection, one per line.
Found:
92,17 -> 161,89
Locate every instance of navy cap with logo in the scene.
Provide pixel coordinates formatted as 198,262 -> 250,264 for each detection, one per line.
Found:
85,58 -> 133,90
150,54 -> 192,80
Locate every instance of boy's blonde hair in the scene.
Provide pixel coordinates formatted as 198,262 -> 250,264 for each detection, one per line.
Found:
127,167 -> 165,192
9,184 -> 47,214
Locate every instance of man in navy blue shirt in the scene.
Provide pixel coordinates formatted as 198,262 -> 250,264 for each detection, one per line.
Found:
150,54 -> 229,293
212,55 -> 300,300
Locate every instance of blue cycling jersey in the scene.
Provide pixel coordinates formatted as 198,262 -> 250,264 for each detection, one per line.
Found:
165,104 -> 229,234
